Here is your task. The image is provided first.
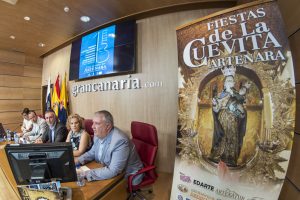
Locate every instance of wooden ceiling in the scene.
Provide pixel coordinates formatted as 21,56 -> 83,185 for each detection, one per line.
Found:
0,0 -> 237,57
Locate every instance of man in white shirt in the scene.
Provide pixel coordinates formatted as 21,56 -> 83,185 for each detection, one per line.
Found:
20,108 -> 33,134
23,110 -> 47,142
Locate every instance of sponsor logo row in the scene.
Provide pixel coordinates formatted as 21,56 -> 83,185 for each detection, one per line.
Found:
178,172 -> 264,200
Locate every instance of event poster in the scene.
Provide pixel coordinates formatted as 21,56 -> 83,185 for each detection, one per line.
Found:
171,1 -> 296,200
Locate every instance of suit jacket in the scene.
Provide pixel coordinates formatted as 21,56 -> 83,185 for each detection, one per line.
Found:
41,122 -> 68,143
78,127 -> 143,181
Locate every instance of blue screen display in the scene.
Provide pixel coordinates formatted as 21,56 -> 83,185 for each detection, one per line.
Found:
79,25 -> 116,79
70,21 -> 135,81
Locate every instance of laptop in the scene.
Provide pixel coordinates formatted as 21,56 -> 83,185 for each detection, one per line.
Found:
0,123 -> 6,138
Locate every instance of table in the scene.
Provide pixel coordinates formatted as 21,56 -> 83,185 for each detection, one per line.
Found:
0,142 -> 128,200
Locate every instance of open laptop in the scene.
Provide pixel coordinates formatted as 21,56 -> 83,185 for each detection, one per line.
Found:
0,123 -> 6,138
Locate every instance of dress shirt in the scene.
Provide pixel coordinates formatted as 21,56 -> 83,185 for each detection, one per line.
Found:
24,117 -> 47,141
50,125 -> 55,143
96,132 -> 113,164
78,127 -> 143,182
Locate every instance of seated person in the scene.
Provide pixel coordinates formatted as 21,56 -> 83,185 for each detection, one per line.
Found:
36,109 -> 68,143
75,110 -> 144,185
18,108 -> 33,137
66,114 -> 92,157
22,110 -> 47,141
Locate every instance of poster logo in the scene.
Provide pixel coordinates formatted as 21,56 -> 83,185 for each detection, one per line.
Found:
178,195 -> 184,200
215,188 -> 245,200
190,189 -> 214,200
193,180 -> 214,191
180,172 -> 191,183
178,184 -> 189,193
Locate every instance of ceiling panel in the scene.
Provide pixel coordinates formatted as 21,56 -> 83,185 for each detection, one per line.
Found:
0,0 -> 236,57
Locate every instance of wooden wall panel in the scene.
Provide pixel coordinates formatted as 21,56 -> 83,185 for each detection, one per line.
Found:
278,0 -> 300,36
0,110 -> 41,125
24,66 -> 43,78
278,0 -> 300,198
25,55 -> 43,66
0,100 -> 40,112
289,31 -> 300,83
0,62 -> 42,78
296,85 -> 300,133
0,50 -> 42,129
0,62 -> 24,76
279,179 -> 300,200
0,49 -> 25,64
0,112 -> 23,124
42,8 -> 224,173
0,88 -> 40,100
286,133 -> 300,189
22,88 -> 41,100
0,75 -> 41,88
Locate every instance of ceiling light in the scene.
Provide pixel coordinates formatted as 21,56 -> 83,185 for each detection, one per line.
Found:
1,0 -> 18,5
64,6 -> 69,13
38,43 -> 45,47
9,35 -> 15,39
80,16 -> 90,22
24,16 -> 30,21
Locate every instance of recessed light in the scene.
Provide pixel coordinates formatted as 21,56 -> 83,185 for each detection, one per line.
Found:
64,6 -> 69,13
10,35 -> 15,39
24,16 -> 30,21
38,42 -> 45,47
80,16 -> 90,22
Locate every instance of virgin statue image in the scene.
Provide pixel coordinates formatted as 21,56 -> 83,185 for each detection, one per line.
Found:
209,65 -> 251,167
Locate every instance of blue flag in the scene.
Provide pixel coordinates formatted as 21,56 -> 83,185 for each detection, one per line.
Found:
58,73 -> 68,125
46,76 -> 51,111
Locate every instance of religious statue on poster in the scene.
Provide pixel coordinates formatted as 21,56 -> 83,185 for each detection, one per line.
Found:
209,65 -> 251,167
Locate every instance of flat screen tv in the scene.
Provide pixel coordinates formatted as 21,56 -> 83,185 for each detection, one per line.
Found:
69,20 -> 136,81
5,143 -> 77,184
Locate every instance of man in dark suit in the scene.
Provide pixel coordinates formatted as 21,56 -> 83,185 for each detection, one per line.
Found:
38,109 -> 68,143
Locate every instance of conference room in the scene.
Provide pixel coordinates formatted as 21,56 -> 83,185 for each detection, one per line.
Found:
0,0 -> 299,199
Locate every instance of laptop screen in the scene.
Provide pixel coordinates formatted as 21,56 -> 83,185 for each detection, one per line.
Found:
0,123 -> 6,137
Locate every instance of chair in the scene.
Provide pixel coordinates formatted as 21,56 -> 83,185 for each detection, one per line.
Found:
128,121 -> 158,200
37,114 -> 44,119
83,119 -> 94,138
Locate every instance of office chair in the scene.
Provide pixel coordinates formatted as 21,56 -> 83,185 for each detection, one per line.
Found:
128,121 -> 158,200
83,119 -> 94,138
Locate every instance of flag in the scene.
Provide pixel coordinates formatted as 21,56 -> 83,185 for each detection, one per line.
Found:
58,73 -> 68,125
45,76 -> 51,111
51,75 -> 60,116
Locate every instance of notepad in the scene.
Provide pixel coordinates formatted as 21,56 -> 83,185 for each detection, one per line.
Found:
80,165 -> 90,172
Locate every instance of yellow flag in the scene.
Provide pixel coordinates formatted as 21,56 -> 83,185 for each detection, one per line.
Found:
60,73 -> 68,112
58,73 -> 68,125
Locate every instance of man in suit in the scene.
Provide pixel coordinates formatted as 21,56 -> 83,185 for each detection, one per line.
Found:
37,109 -> 68,143
76,110 -> 144,185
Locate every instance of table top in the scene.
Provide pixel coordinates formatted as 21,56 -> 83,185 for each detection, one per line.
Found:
0,142 -> 124,200
62,162 -> 124,200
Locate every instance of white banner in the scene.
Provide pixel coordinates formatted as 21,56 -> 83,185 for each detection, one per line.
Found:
172,1 -> 296,200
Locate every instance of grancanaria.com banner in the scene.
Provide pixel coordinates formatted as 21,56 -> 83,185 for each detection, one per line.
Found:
171,1 -> 295,199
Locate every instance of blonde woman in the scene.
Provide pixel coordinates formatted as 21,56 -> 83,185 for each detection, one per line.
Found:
66,114 -> 91,157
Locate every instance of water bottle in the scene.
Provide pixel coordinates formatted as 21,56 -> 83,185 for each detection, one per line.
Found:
14,132 -> 19,144
6,129 -> 11,141
10,131 -> 14,142
76,164 -> 85,187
